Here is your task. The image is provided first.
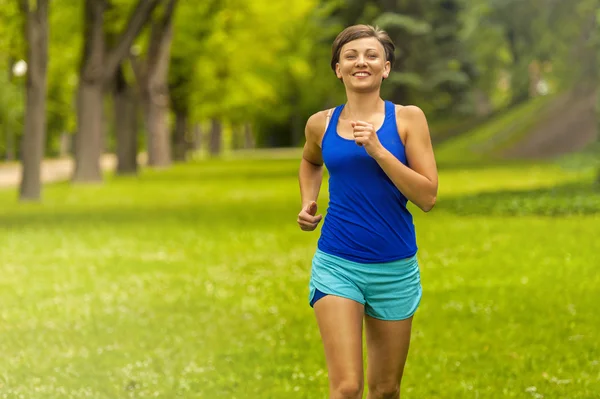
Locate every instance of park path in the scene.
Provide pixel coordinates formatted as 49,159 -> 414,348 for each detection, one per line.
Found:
0,154 -> 116,188
502,91 -> 598,159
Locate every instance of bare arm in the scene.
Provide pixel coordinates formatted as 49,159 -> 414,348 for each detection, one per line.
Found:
367,106 -> 438,212
297,112 -> 327,230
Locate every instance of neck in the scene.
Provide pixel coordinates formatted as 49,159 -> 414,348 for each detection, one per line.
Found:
343,90 -> 385,121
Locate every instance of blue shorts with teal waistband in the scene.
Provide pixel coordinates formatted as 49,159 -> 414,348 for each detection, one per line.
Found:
308,248 -> 422,321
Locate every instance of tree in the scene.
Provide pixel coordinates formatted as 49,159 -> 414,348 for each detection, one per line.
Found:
72,0 -> 160,183
112,62 -> 139,175
18,0 -> 49,201
169,53 -> 193,161
130,0 -> 178,168
167,0 -> 220,160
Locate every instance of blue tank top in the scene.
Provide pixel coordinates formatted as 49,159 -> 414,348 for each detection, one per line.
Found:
317,100 -> 418,263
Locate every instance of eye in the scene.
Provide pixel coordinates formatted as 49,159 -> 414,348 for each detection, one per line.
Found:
368,54 -> 378,59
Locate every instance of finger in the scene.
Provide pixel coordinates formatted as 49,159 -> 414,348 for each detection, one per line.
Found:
353,132 -> 370,141
300,213 -> 323,224
297,219 -> 312,228
353,120 -> 372,127
298,219 -> 319,230
300,215 -> 323,223
306,201 -> 318,216
352,126 -> 372,132
355,137 -> 367,146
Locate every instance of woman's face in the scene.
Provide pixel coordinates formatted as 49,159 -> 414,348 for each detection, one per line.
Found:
335,37 -> 390,92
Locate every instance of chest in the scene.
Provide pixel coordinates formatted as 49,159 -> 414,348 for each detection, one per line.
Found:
323,124 -> 408,175
336,116 -> 386,140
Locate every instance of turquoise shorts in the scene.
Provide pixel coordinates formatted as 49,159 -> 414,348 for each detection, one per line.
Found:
308,249 -> 422,321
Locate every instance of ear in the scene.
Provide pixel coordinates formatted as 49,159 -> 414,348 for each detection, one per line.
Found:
335,63 -> 342,79
383,61 -> 391,79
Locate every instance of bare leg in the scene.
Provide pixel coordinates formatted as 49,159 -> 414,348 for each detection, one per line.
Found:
314,295 -> 365,399
365,315 -> 413,399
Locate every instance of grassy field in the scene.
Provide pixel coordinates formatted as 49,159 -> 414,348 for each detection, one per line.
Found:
1,154 -> 599,399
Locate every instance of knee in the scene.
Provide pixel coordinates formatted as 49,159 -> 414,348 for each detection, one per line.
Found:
332,380 -> 363,399
368,382 -> 400,399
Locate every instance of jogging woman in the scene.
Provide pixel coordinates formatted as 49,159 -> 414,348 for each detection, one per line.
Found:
297,24 -> 438,399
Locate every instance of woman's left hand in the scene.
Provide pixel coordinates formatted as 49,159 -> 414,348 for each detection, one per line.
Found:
352,120 -> 385,159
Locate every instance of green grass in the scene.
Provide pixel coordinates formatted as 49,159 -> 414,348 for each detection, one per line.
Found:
0,156 -> 599,398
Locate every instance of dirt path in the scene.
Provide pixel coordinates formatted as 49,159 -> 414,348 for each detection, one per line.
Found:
502,91 -> 598,159
0,155 -> 116,188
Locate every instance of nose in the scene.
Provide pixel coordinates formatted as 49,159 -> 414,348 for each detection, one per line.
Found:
355,54 -> 367,66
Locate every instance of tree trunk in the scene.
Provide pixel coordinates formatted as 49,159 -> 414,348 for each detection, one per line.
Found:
137,0 -> 177,168
244,123 -> 255,149
73,0 -> 160,183
172,108 -> 188,162
146,0 -> 176,167
19,0 -> 49,201
59,132 -> 71,157
114,64 -> 138,175
209,119 -> 222,156
231,124 -> 241,150
73,0 -> 108,182
74,81 -> 105,182
192,123 -> 202,151
145,85 -> 171,167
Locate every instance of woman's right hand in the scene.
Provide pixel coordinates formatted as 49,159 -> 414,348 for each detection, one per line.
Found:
297,201 -> 323,231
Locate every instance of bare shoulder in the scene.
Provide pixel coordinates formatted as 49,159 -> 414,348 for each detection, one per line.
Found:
302,109 -> 334,165
394,104 -> 428,123
394,104 -> 429,144
395,104 -> 430,137
305,108 -> 334,143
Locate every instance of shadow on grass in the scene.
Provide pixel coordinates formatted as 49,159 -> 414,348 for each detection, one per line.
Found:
438,182 -> 600,216
130,158 -> 302,183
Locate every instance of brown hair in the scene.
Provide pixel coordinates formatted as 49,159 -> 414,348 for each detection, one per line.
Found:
330,24 -> 395,73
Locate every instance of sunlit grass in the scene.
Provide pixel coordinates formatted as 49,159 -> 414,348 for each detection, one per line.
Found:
0,156 -> 599,398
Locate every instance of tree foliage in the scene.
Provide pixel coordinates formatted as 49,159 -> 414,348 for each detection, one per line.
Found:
0,0 -> 598,180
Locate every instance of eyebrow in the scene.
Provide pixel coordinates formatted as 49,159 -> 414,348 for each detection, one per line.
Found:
343,48 -> 380,53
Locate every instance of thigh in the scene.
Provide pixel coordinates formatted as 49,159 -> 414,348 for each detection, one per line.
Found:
314,295 -> 365,390
365,315 -> 413,392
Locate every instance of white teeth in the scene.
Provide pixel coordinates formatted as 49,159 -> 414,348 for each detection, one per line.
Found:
354,73 -> 369,76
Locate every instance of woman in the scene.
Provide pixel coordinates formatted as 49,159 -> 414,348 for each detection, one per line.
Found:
297,24 -> 438,399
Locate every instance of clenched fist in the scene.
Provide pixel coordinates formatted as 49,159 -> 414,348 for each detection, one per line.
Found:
297,201 -> 323,231
351,120 -> 385,158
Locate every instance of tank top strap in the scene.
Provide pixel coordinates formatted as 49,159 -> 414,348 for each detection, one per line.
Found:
383,100 -> 397,132
322,104 -> 345,149
330,104 -> 344,128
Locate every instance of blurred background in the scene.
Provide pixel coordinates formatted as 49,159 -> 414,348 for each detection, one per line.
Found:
1,1 -> 600,398
0,0 -> 598,195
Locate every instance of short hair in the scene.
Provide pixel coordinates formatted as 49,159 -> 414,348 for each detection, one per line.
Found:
330,24 -> 395,73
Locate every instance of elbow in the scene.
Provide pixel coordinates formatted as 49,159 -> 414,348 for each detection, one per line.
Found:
419,195 -> 437,213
